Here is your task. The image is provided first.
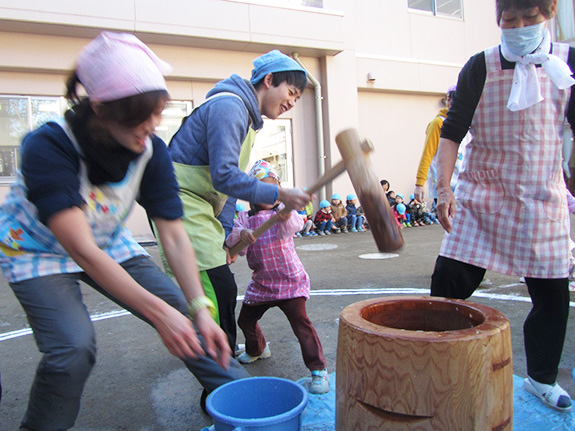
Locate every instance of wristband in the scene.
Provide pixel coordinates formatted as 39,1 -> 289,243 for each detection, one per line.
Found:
188,296 -> 217,320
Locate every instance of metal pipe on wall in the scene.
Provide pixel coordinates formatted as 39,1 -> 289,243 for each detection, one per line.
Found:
292,52 -> 325,202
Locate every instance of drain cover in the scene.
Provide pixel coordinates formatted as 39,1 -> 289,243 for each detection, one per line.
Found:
358,253 -> 399,260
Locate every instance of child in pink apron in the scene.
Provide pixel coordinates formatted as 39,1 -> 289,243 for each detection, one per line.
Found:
226,160 -> 329,394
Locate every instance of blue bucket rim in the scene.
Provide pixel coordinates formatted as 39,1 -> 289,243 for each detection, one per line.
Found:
206,376 -> 309,426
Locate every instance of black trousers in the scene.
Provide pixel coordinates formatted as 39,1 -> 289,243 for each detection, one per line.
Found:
206,265 -> 238,352
431,256 -> 570,384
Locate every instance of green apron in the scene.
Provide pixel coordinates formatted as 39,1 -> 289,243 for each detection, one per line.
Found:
174,129 -> 254,323
164,93 -> 257,323
174,127 -> 255,271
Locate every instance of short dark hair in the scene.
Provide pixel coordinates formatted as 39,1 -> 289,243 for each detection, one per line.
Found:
65,71 -> 168,128
495,0 -> 555,24
253,70 -> 307,93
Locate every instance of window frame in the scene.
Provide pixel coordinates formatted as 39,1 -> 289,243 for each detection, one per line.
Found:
0,95 -> 192,184
407,0 -> 464,19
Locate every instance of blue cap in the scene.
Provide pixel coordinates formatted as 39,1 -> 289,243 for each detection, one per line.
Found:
396,193 -> 404,200
250,50 -> 306,85
320,200 -> 331,208
331,193 -> 341,200
410,194 -> 415,200
396,203 -> 406,215
236,202 -> 245,212
347,194 -> 356,201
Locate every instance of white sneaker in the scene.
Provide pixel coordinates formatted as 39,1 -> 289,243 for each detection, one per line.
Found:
234,343 -> 245,356
309,369 -> 329,394
237,343 -> 271,364
524,377 -> 572,412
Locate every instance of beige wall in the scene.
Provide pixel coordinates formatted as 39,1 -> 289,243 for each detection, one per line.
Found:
0,0 -> 503,235
357,90 -> 446,205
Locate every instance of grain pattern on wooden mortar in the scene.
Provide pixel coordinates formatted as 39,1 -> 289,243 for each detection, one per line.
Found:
336,296 -> 513,431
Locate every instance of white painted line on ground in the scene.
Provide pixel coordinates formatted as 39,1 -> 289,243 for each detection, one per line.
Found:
296,244 -> 338,251
2,287 -> 574,342
0,309 -> 131,341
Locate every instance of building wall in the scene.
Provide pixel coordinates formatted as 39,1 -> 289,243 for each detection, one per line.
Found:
0,0 -> 503,236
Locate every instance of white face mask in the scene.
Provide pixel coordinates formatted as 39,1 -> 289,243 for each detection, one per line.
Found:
501,22 -> 546,57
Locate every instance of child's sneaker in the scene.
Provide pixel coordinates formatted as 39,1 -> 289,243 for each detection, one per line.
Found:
318,231 -> 325,236
234,343 -> 245,356
237,343 -> 271,364
310,369 -> 329,394
524,377 -> 572,412
350,227 -> 357,232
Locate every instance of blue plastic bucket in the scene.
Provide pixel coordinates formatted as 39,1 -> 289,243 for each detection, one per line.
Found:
206,376 -> 308,431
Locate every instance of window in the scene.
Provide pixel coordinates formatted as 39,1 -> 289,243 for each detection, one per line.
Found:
0,96 -> 191,180
251,119 -> 294,188
408,0 -> 463,18
556,0 -> 575,42
154,101 -> 192,145
0,96 -> 66,179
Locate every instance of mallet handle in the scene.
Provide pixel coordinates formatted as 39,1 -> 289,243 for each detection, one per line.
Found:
229,139 -> 374,256
228,161 -> 346,257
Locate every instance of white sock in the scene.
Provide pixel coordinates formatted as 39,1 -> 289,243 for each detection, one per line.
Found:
528,376 -> 555,393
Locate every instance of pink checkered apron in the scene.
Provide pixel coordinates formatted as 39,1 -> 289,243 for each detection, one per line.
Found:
439,44 -> 572,278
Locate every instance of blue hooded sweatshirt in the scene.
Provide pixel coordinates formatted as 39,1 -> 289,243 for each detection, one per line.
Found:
169,74 -> 278,206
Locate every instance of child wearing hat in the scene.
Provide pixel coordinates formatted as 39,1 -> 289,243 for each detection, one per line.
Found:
314,200 -> 334,235
235,202 -> 246,219
330,193 -> 348,233
226,160 -> 329,394
166,49 -> 311,356
345,193 -> 365,232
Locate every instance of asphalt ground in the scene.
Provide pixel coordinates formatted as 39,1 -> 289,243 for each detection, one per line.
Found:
0,221 -> 574,430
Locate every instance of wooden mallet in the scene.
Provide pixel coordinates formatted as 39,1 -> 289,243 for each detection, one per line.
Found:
228,128 -> 404,256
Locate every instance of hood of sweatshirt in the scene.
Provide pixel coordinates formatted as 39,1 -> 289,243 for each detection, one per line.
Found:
207,74 -> 264,131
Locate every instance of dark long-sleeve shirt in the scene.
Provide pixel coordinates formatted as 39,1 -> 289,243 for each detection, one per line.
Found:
441,45 -> 575,144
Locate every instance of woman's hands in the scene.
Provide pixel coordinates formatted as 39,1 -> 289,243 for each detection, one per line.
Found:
435,138 -> 460,233
193,307 -> 231,369
436,186 -> 456,233
150,302 -> 206,359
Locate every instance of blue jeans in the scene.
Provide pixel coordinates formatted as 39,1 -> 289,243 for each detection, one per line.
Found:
10,256 -> 249,430
347,215 -> 364,230
316,220 -> 333,232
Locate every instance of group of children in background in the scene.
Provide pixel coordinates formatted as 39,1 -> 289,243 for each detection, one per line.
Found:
381,179 -> 439,229
302,193 -> 367,236
236,192 -> 368,237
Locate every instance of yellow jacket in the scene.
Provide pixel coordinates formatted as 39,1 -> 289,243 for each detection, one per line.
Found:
415,107 -> 449,187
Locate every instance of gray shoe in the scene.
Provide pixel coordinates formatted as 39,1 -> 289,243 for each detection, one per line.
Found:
309,369 -> 329,394
237,343 -> 271,364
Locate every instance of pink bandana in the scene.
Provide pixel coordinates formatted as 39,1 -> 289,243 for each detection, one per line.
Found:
76,32 -> 172,102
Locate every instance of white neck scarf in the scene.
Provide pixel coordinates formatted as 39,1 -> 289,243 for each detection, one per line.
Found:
501,29 -> 575,112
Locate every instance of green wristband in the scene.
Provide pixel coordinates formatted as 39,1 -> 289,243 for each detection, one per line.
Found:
188,296 -> 217,320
